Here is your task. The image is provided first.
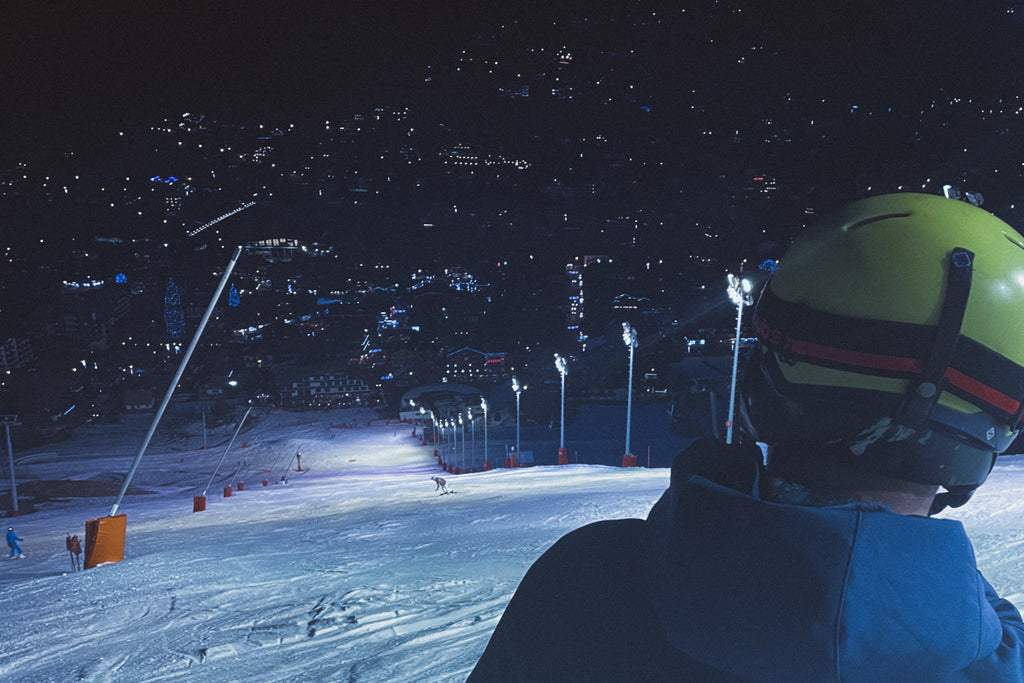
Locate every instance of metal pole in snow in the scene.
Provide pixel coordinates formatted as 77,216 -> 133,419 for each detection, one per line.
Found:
2,417 -> 20,516
202,405 -> 253,496
482,399 -> 488,467
109,246 -> 243,516
726,294 -> 745,445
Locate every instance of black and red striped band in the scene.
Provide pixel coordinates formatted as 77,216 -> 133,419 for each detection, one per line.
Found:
752,288 -> 1024,425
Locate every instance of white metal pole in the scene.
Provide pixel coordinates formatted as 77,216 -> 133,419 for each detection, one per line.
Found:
3,420 -> 18,516
482,399 -> 488,467
726,295 -> 745,445
202,405 -> 253,496
516,391 -> 521,456
625,339 -> 634,457
110,246 -> 242,516
559,370 -> 566,450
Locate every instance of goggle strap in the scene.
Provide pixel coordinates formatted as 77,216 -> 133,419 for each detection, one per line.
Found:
899,247 -> 974,428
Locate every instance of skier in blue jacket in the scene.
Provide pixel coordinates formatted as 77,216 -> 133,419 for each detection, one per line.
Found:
7,526 -> 24,558
469,194 -> 1024,681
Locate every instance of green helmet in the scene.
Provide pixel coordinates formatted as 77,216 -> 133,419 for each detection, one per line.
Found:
741,193 -> 1024,504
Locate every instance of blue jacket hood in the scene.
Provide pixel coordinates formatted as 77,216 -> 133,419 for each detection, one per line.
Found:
645,444 -> 1004,681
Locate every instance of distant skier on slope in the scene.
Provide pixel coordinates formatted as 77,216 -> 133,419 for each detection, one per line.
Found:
430,476 -> 448,493
469,194 -> 1024,682
7,527 -> 24,558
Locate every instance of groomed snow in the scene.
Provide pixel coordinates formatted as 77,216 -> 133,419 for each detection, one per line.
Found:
1,407 -> 1021,682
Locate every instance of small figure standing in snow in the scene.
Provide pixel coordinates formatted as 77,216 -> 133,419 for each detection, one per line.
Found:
66,533 -> 82,571
7,527 -> 24,558
431,476 -> 448,493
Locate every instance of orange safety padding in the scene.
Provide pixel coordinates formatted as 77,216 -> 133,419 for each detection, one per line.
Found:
84,514 -> 127,569
193,496 -> 207,512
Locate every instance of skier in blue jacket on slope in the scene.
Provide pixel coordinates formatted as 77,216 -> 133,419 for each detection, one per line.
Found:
7,526 -> 24,558
469,193 -> 1024,682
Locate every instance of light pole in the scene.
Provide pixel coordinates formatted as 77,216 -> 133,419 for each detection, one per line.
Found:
512,376 -> 525,467
554,353 -> 569,465
481,398 -> 489,469
420,406 -> 438,460
436,419 -> 444,466
469,409 -> 476,470
1,415 -> 21,516
446,417 -> 451,468
622,322 -> 638,466
458,413 -> 465,473
726,273 -> 754,445
449,418 -> 457,471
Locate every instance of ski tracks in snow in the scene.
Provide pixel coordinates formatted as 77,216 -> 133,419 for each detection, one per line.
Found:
0,415 -> 672,682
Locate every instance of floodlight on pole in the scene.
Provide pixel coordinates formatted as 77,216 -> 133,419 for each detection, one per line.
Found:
1,415 -> 21,516
449,418 -> 457,470
726,273 -> 754,445
622,322 -> 638,467
458,413 -> 465,473
512,376 -> 525,466
554,353 -> 569,465
421,406 -> 439,460
440,418 -> 447,465
468,409 -> 476,470
481,398 -> 489,469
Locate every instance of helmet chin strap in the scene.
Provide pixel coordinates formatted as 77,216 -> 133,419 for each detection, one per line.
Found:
929,484 -> 980,516
898,247 -> 974,430
898,247 -> 992,517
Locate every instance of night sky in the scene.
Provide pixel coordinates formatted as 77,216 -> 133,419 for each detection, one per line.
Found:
4,1 -> 1022,158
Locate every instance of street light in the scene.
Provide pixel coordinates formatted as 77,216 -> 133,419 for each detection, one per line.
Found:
512,376 -> 525,466
436,417 -> 444,464
458,413 -> 465,473
449,418 -> 458,471
1,415 -> 21,516
554,353 -> 569,465
468,409 -> 476,470
622,322 -> 638,467
726,273 -> 754,445
420,406 -> 438,460
481,397 -> 489,469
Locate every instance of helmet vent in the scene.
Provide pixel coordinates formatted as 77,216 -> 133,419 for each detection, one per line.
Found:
1003,231 -> 1024,252
845,212 -> 911,231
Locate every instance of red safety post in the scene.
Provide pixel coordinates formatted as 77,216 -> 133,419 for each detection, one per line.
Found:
224,485 -> 232,497
622,454 -> 638,467
193,496 -> 207,513
558,447 -> 568,466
